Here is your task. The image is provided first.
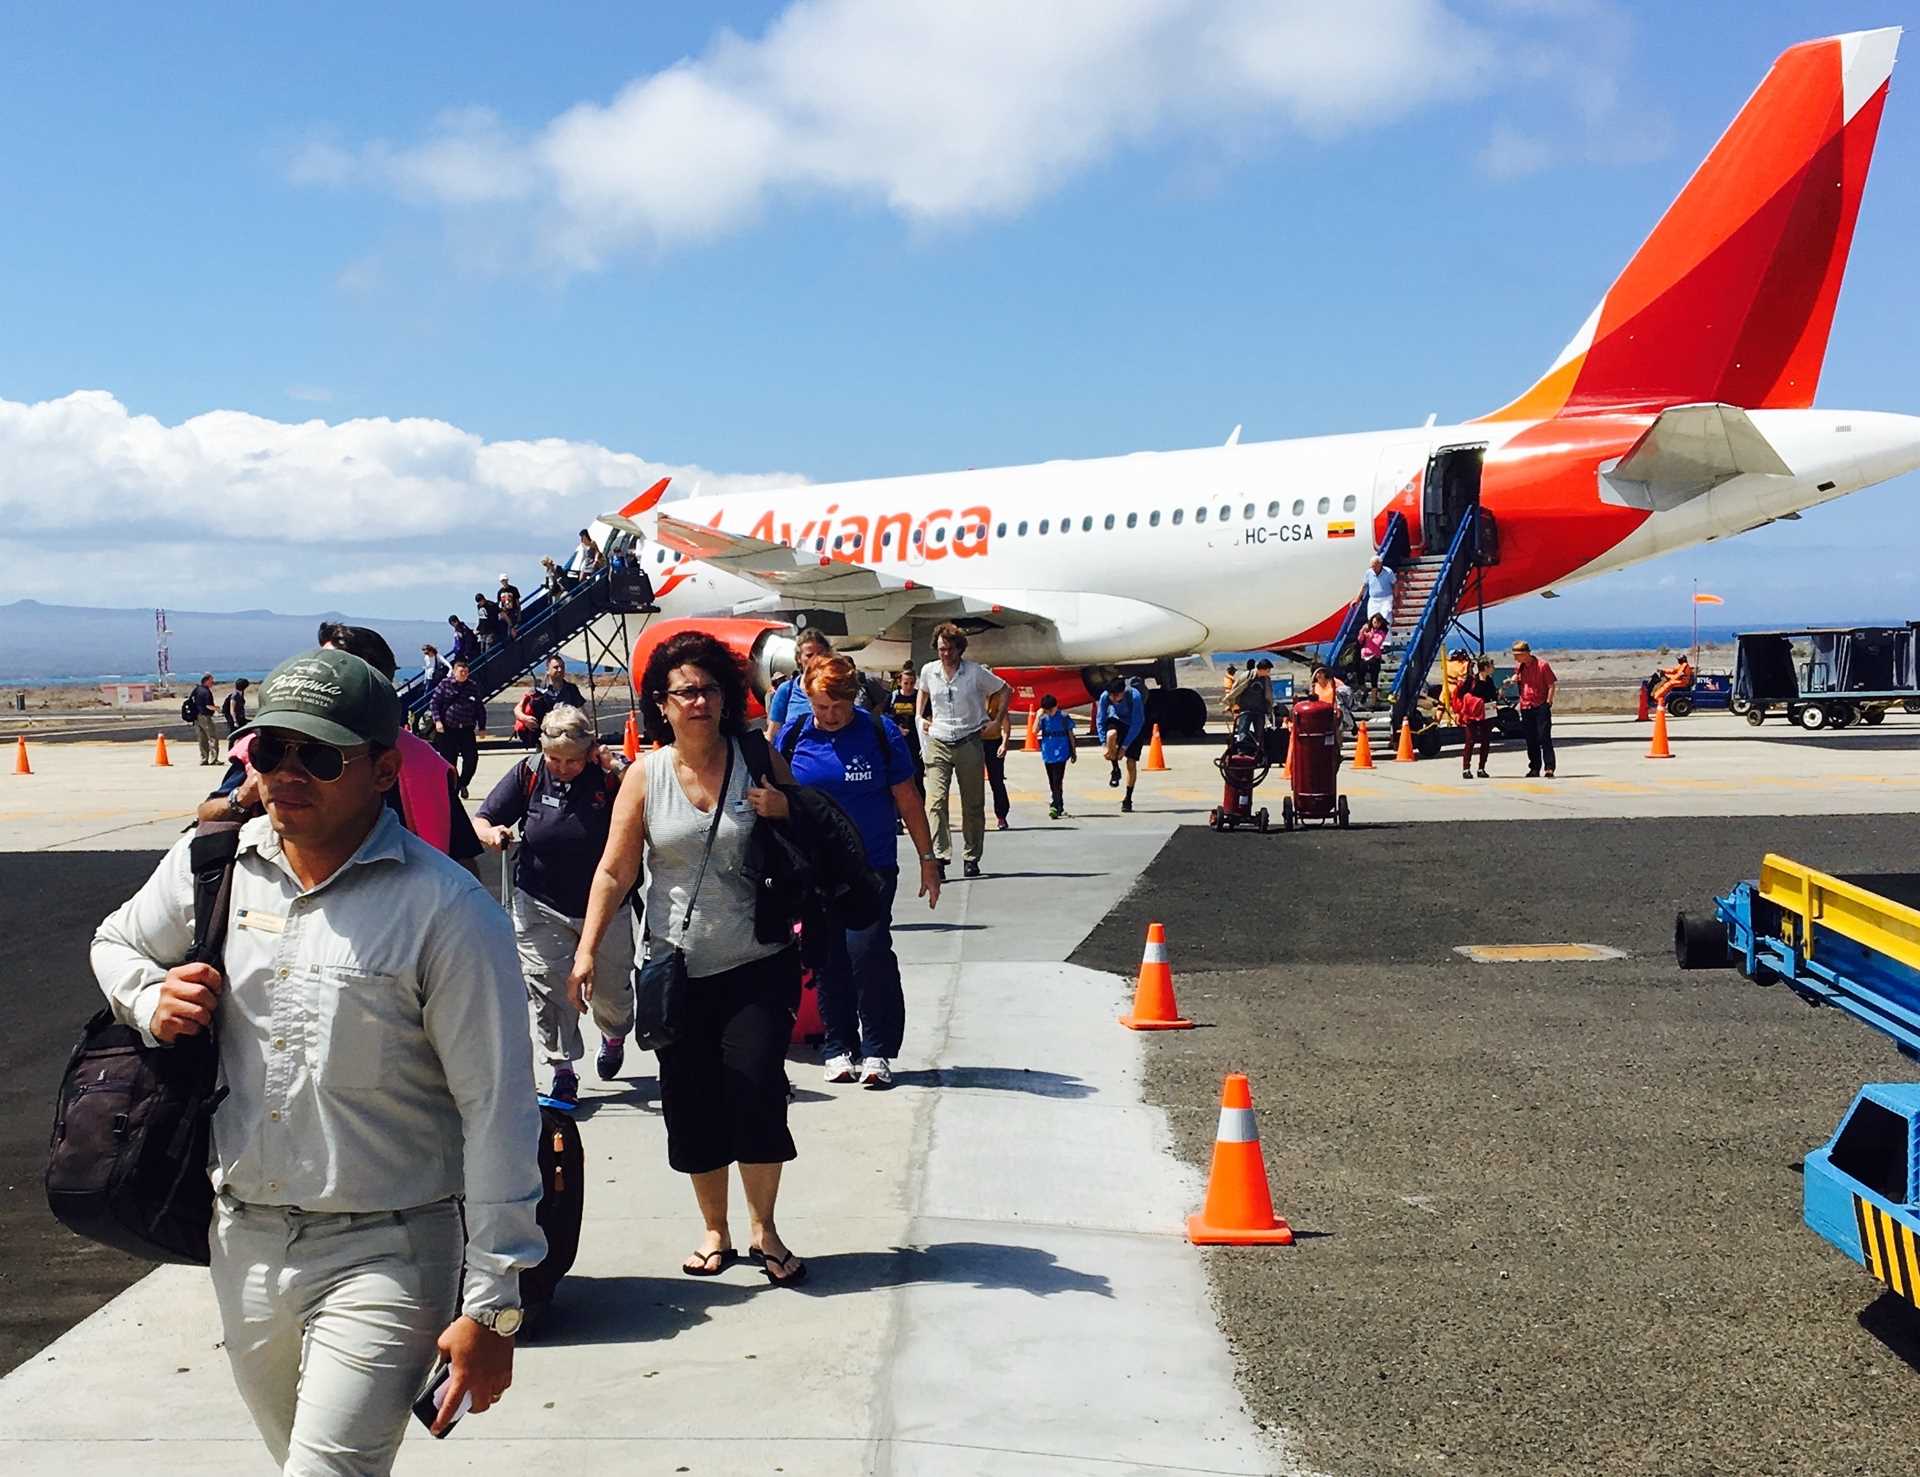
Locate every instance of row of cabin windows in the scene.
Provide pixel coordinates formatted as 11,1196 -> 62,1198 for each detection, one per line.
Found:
650,492 -> 1361,563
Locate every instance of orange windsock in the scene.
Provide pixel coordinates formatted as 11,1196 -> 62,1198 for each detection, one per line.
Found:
1647,703 -> 1675,759
1351,721 -> 1374,769
153,733 -> 171,767
13,736 -> 30,775
623,710 -> 640,763
1394,719 -> 1416,762
1186,1073 -> 1294,1246
1119,923 -> 1193,1031
1144,724 -> 1168,772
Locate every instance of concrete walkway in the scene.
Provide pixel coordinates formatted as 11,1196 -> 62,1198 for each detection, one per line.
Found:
0,811 -> 1287,1476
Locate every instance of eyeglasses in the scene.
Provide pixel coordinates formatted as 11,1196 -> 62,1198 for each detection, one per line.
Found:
665,683 -> 723,706
251,732 -> 369,783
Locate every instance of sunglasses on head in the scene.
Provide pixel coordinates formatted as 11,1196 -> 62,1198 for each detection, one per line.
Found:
251,732 -> 369,783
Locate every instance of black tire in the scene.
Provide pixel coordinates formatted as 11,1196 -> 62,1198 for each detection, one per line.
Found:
1675,911 -> 1731,969
1415,727 -> 1445,759
1282,796 -> 1295,832
1336,795 -> 1350,829
1831,704 -> 1857,730
1798,704 -> 1828,731
1209,808 -> 1221,830
1257,809 -> 1270,834
1905,698 -> 1920,716
1744,708 -> 1765,727
1666,692 -> 1694,718
1494,706 -> 1522,738
1729,696 -> 1751,716
1863,706 -> 1886,726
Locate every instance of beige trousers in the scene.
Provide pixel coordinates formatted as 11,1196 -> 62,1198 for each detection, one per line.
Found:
194,712 -> 220,764
511,890 -> 637,1063
210,1196 -> 463,1476
923,732 -> 986,863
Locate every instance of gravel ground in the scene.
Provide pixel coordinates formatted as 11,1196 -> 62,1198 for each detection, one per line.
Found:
1073,815 -> 1920,1477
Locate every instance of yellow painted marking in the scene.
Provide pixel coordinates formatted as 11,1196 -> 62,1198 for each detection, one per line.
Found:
1454,943 -> 1628,963
1415,783 -> 1472,795
1862,1206 -> 1886,1280
1587,781 -> 1654,795
1902,1223 -> 1920,1296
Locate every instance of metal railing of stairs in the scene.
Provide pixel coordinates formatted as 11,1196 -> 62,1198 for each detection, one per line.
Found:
1387,506 -> 1493,734
396,558 -> 658,723
1325,512 -> 1409,676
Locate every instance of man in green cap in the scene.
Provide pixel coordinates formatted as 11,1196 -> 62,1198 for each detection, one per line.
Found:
92,648 -> 544,1468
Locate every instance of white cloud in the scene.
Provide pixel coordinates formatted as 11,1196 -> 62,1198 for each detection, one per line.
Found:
0,389 -> 806,612
1477,123 -> 1553,180
293,0 -> 1560,271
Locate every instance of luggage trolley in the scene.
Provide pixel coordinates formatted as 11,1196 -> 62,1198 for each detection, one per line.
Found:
1280,699 -> 1350,831
1678,859 -> 1920,1318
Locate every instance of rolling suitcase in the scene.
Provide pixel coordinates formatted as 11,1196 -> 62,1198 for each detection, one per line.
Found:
519,1102 -> 584,1322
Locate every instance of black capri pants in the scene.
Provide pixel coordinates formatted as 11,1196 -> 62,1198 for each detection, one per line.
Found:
657,946 -> 802,1175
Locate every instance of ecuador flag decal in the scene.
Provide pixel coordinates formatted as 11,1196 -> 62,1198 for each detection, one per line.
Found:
1327,521 -> 1357,539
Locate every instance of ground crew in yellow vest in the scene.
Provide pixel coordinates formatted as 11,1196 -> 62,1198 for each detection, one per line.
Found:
91,647 -> 545,1473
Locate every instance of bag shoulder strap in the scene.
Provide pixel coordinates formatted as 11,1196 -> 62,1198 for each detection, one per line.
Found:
675,742 -> 733,944
868,709 -> 891,750
521,757 -> 540,807
776,715 -> 807,762
186,823 -> 243,970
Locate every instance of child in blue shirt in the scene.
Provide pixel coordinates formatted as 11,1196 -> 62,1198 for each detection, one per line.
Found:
1034,694 -> 1079,820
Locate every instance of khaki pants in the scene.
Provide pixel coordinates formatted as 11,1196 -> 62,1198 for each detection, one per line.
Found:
211,1196 -> 463,1476
512,890 -> 637,1063
194,712 -> 219,764
923,732 -> 986,864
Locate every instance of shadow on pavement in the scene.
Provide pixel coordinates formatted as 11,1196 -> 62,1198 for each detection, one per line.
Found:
571,1080 -> 660,1122
888,1065 -> 1096,1098
894,921 -> 988,933
798,1240 -> 1113,1301
529,1272 -> 755,1346
965,870 -> 1108,881
1857,1292 -> 1920,1374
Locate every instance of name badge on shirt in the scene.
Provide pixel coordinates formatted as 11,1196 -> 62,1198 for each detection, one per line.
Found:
540,794 -> 564,810
235,908 -> 287,935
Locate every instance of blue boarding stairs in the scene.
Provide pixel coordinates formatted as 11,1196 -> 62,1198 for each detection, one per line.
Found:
395,556 -> 658,728
1679,861 -> 1920,1314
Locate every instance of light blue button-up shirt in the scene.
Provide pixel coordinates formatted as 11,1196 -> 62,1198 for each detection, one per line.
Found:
92,808 -> 544,1314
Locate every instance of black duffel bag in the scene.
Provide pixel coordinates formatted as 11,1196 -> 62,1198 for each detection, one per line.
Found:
45,824 -> 239,1265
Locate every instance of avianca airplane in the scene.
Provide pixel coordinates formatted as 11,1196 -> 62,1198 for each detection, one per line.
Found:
590,28 -> 1915,736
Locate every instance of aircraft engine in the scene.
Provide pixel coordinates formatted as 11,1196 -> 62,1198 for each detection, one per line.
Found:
630,617 -> 796,719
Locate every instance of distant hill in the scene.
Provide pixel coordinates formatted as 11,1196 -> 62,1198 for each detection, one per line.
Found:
0,600 -> 455,683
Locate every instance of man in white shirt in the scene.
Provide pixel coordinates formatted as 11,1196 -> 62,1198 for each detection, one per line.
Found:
92,648 -> 543,1472
1364,555 -> 1396,623
916,623 -> 1008,879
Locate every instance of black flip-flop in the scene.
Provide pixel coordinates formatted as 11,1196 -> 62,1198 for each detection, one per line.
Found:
682,1247 -> 738,1277
749,1247 -> 808,1287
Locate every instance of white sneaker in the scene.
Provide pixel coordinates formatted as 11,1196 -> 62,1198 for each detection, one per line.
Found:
860,1057 -> 893,1089
823,1054 -> 858,1083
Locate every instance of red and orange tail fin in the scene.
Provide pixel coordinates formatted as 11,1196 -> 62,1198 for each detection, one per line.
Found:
1481,28 -> 1899,423
616,476 -> 671,518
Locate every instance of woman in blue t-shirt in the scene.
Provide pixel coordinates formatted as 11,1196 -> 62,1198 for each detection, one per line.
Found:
776,655 -> 941,1090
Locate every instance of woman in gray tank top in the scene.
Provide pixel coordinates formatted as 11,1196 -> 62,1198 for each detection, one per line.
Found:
571,630 -> 809,1286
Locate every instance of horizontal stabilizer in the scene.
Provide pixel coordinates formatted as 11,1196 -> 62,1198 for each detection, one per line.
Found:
1601,403 -> 1793,511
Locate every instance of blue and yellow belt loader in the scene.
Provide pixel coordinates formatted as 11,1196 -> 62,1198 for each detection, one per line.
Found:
1678,859 -> 1920,1313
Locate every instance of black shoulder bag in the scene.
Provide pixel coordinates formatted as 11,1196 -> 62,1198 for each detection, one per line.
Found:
632,743 -> 731,1052
45,822 -> 240,1265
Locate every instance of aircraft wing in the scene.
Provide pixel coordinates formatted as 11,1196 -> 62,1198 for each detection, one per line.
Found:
1600,403 -> 1793,511
632,511 -> 1049,645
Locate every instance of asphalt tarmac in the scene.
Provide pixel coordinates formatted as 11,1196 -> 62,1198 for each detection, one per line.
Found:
1074,815 -> 1920,1477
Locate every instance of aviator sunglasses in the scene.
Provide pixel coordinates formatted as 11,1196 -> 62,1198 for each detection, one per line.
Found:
251,732 -> 369,783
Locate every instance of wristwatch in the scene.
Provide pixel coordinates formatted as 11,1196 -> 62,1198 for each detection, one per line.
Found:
919,852 -> 938,864
224,793 -> 250,821
470,1306 -> 524,1337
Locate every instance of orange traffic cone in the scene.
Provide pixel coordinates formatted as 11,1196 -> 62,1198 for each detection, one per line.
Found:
1119,923 -> 1194,1030
13,736 -> 30,775
1187,1074 -> 1294,1245
1351,721 -> 1374,769
622,710 -> 640,763
1635,682 -> 1651,722
1024,707 -> 1038,753
1394,719 -> 1416,762
1144,724 -> 1168,772
153,733 -> 171,767
1647,703 -> 1675,759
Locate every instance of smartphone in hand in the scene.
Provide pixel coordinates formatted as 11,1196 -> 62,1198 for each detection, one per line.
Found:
412,1358 -> 472,1438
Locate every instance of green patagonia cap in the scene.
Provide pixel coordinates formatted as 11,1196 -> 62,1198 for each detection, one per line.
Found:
236,648 -> 401,748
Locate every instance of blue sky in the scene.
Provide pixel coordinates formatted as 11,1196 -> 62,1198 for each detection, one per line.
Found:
0,0 -> 1913,636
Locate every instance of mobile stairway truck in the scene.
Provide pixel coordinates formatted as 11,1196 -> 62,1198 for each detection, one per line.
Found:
1678,859 -> 1920,1314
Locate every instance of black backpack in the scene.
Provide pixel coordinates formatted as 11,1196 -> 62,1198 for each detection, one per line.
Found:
179,695 -> 197,724
519,1102 -> 584,1324
45,823 -> 240,1265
